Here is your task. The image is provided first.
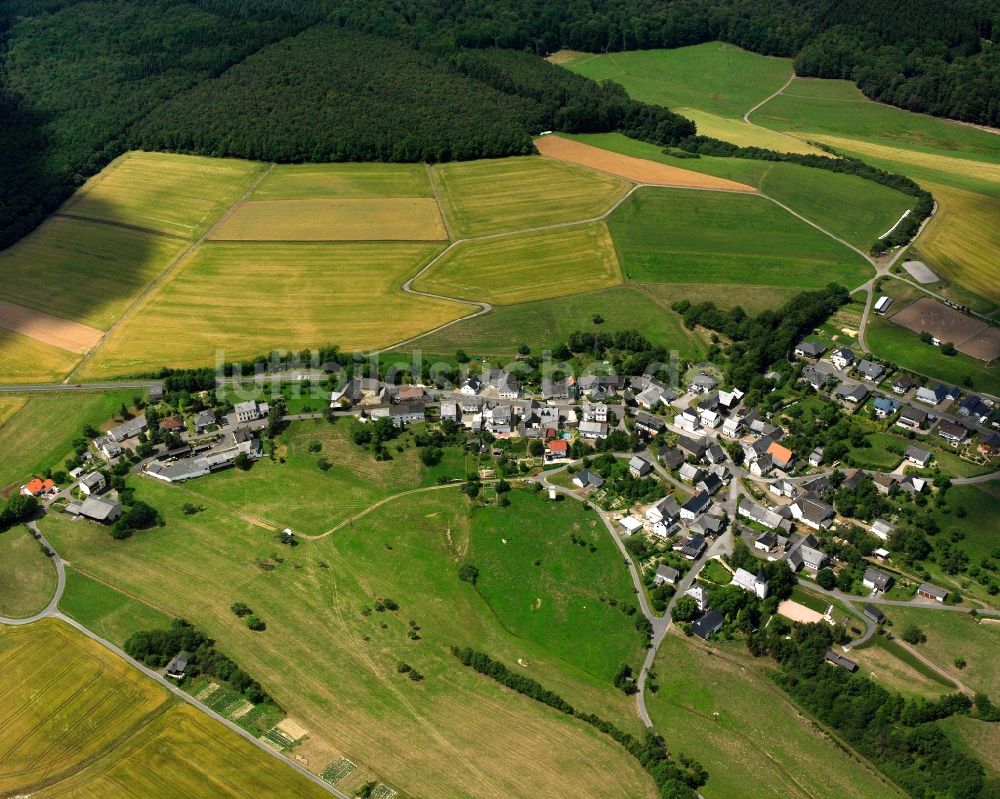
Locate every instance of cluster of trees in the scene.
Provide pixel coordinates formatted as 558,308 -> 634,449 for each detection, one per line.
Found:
451,646 -> 706,797
584,453 -> 662,504
676,141 -> 935,252
124,618 -> 275,704
110,499 -> 161,540
0,494 -> 38,531
673,284 -> 850,390
747,621 -> 989,799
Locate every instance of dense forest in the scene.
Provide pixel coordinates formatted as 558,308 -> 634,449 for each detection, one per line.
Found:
1,0 -> 996,247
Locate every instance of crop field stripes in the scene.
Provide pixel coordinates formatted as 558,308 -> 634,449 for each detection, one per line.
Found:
66,162 -> 276,382
260,725 -> 297,751
371,784 -> 398,799
320,757 -> 358,784
51,212 -> 189,241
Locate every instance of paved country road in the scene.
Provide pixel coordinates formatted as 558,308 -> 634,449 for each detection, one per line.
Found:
0,518 -> 348,799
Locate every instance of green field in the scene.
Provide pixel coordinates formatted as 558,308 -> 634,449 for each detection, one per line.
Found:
867,314 -> 1000,396
0,390 -> 138,493
410,284 -> 707,358
939,715 -> 1000,793
647,634 -> 902,799
60,566 -> 173,646
82,242 -> 467,376
175,418 -> 467,536
927,482 -> 1000,565
879,607 -> 1000,698
414,222 -> 621,305
41,481 -> 658,799
0,329 -> 82,383
469,491 -> 646,680
0,216 -> 187,329
608,187 -> 873,289
0,525 -> 57,617
561,43 -> 791,119
252,162 -> 432,199
60,151 -> 265,239
849,635 -> 957,699
430,156 -> 629,238
0,619 -> 333,798
846,432 -> 905,471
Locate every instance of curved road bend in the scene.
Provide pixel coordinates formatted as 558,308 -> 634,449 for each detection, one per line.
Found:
0,519 -> 348,799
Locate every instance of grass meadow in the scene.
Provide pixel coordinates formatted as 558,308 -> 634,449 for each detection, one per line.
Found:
59,151 -> 265,239
608,187 -> 873,289
208,198 -> 447,241
647,633 -> 902,799
0,524 -> 57,617
414,222 -> 622,305
679,109 -> 821,154
0,216 -> 187,329
0,329 -> 81,383
0,390 -> 138,493
469,491 -> 647,681
561,42 -> 792,119
41,482 -> 660,799
60,566 -> 173,647
939,715 -> 1000,793
0,620 -> 333,798
430,156 -> 629,237
82,242 -> 467,376
252,162 -> 432,199
849,636 -> 957,700
411,284 -> 708,357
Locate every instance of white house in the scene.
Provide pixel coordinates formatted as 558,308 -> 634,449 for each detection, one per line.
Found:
673,408 -> 699,433
619,516 -> 644,536
830,348 -> 855,370
731,567 -> 769,599
79,471 -> 106,496
234,401 -> 268,424
870,519 -> 894,541
646,496 -> 680,526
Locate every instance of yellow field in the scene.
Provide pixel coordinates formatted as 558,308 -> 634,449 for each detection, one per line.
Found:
0,329 -> 81,383
209,198 -> 447,241
430,156 -> 630,237
0,395 -> 26,427
0,620 -> 333,798
60,151 -> 265,239
0,216 -> 187,329
913,182 -> 1000,304
82,242 -> 467,375
252,162 -> 432,199
0,620 -> 167,794
679,108 -> 823,155
415,222 -> 622,305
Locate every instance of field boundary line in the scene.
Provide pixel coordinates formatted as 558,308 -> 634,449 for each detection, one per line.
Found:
65,162 -> 276,382
758,194 -> 876,265
52,212 -> 189,241
425,163 -> 455,241
743,72 -> 796,123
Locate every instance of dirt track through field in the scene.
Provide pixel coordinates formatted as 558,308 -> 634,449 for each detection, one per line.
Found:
534,135 -> 756,192
0,300 -> 103,353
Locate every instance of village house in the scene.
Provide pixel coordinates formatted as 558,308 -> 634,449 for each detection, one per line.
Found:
916,384 -> 947,406
95,436 -> 122,459
634,411 -> 665,437
679,491 -> 710,522
896,405 -> 928,430
193,410 -> 218,432
659,448 -> 685,470
488,369 -> 520,400
808,448 -> 824,467
904,445 -> 932,468
685,586 -> 708,611
873,397 -> 901,418
689,374 -> 717,394
572,469 -> 604,490
766,441 -> 794,471
754,532 -> 778,552
679,462 -> 703,484
769,479 -> 796,499
21,477 -> 56,497
739,501 -> 789,532
864,604 -> 886,624
79,471 -> 106,496
958,394 -> 990,421
917,583 -> 948,603
628,455 -> 653,478
107,415 -> 148,442
544,438 -> 568,460
459,376 -> 482,396
654,565 -> 680,586
870,519 -> 894,541
233,401 -> 268,424
578,420 -> 608,439
619,516 -> 644,536
830,348 -> 855,370
801,365 -> 827,391
937,420 -> 968,444
891,374 -> 920,395
697,473 -> 723,496
541,377 -> 574,401
833,382 -> 869,405
330,378 -> 363,405
582,402 -> 609,423
862,566 -> 894,593
979,432 -> 1000,458
67,496 -> 122,523
794,341 -> 826,359
789,493 -> 834,531
677,435 -> 707,462
691,609 -> 724,640
699,408 -> 721,429
646,496 -> 680,527
785,532 -> 827,572
673,408 -> 700,433
679,533 -> 707,559
856,360 -> 884,382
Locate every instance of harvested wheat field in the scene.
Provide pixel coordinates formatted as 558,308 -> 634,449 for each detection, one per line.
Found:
209,199 -> 448,241
890,297 -> 1000,361
534,135 -> 755,192
0,299 -> 102,353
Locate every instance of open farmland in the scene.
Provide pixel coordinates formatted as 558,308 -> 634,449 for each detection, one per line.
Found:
41,483 -> 659,799
889,297 -> 1000,361
0,525 -> 57,617
608,187 -> 873,289
414,222 -> 621,305
0,620 -> 167,794
469,492 -> 647,681
410,284 -> 707,358
430,156 -> 629,238
0,620 -> 333,798
60,567 -> 173,647
209,198 -> 447,241
0,216 -> 187,330
535,135 -> 755,191
678,108 -> 821,154
0,300 -> 102,353
252,162 -> 433,199
0,329 -> 82,383
0,390 -> 137,493
647,634 -> 903,799
81,242 -> 466,376
59,151 -> 265,239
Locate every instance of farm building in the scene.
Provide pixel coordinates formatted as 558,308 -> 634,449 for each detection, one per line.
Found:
654,565 -> 679,586
824,651 -> 858,672
863,605 -> 886,624
691,610 -> 724,640
619,516 -> 643,536
874,296 -> 892,315
917,583 -> 948,603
